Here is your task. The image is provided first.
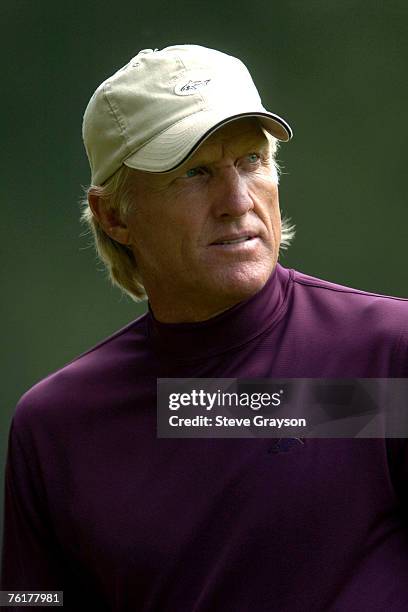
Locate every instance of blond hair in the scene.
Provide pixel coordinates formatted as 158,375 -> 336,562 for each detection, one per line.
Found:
80,135 -> 295,302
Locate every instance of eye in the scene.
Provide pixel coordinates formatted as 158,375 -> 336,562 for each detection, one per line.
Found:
247,153 -> 260,163
183,166 -> 206,178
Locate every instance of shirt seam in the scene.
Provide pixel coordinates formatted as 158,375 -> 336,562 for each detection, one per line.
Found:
390,328 -> 408,377
294,275 -> 408,302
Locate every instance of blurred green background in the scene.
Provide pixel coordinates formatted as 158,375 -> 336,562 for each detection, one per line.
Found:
2,1 -> 407,546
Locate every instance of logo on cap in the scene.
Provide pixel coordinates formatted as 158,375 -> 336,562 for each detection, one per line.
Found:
174,79 -> 211,96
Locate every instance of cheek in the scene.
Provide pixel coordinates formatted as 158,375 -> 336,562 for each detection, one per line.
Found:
270,202 -> 282,243
130,210 -> 199,270
252,178 -> 280,222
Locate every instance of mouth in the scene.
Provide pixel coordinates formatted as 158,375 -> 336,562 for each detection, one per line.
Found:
211,233 -> 258,246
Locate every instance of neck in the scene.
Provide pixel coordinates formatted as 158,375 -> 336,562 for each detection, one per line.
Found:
148,282 -> 274,323
146,264 -> 291,361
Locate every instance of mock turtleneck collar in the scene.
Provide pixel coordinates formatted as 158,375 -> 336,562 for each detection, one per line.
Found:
147,264 -> 292,360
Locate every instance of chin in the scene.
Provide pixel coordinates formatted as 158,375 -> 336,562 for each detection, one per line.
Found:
208,262 -> 275,303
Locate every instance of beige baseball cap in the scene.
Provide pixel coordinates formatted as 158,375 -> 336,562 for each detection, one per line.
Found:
82,44 -> 293,185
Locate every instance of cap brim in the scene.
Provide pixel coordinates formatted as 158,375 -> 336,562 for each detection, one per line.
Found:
123,108 -> 293,173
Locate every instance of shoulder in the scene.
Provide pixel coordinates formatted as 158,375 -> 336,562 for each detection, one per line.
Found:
286,267 -> 408,375
13,312 -> 149,433
291,268 -> 408,319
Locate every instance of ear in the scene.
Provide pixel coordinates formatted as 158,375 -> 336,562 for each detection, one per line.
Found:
88,192 -> 131,245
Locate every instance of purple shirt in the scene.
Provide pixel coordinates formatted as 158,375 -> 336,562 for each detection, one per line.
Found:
2,264 -> 408,611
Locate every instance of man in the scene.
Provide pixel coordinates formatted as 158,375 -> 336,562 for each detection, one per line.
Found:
2,45 -> 408,611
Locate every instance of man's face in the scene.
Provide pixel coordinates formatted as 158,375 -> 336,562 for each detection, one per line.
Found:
125,118 -> 281,322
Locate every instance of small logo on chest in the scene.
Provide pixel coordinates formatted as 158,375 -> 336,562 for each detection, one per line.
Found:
268,438 -> 305,454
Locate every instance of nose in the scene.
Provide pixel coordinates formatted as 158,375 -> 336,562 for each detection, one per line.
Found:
211,168 -> 254,218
